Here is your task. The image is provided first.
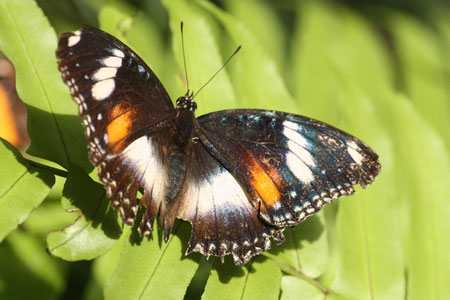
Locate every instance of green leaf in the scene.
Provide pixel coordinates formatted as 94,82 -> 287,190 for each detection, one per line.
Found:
0,138 -> 55,242
126,13 -> 179,101
83,233 -> 125,300
388,12 -> 449,145
291,1 -> 393,122
224,0 -> 286,74
268,214 -> 328,278
98,5 -> 134,37
6,230 -> 66,292
23,177 -> 70,236
0,232 -> 67,299
0,0 -> 91,171
47,166 -> 121,261
280,276 -> 323,300
202,257 -> 281,300
197,0 -> 297,112
290,2 -> 404,299
379,93 -> 450,300
104,223 -> 200,300
162,0 -> 237,114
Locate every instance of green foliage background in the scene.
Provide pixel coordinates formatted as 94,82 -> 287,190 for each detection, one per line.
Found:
0,0 -> 448,299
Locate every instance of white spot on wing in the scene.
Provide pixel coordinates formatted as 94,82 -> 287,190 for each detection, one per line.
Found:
102,56 -> 122,68
347,141 -> 364,164
286,145 -> 315,184
91,79 -> 115,100
93,67 -> 118,81
122,136 -> 167,202
68,35 -> 81,47
283,121 -> 309,148
287,140 -> 315,167
198,170 -> 247,215
180,168 -> 248,219
112,48 -> 125,58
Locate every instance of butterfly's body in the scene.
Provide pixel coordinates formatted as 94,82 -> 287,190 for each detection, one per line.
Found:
165,96 -> 197,208
57,26 -> 381,265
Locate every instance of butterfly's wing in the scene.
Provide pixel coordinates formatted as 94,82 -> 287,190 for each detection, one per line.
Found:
168,109 -> 380,265
165,140 -> 286,265
197,109 -> 381,228
57,26 -> 176,234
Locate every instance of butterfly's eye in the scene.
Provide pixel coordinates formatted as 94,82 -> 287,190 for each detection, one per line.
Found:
176,97 -> 184,108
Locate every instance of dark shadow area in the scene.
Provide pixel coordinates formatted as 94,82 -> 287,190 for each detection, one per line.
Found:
1,138 -> 56,188
266,214 -> 325,258
214,257 -> 247,284
25,105 -> 93,174
58,260 -> 92,300
174,220 -> 202,264
128,206 -> 145,246
60,163 -> 122,240
184,257 -> 214,300
0,241 -> 59,299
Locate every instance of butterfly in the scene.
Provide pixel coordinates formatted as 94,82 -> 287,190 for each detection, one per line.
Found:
56,25 -> 381,265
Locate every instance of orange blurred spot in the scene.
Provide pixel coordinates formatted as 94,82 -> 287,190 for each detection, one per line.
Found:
107,105 -> 133,149
248,160 -> 281,207
0,85 -> 20,146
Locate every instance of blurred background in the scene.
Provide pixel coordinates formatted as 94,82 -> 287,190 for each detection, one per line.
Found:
0,0 -> 448,299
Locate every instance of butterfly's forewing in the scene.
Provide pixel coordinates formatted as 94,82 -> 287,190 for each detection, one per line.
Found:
197,109 -> 381,228
56,26 -> 175,233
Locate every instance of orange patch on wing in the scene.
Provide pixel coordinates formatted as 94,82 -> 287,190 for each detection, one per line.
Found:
248,160 -> 281,207
107,105 -> 133,149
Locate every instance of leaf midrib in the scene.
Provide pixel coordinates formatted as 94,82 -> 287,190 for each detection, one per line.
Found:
0,168 -> 29,200
239,264 -> 251,300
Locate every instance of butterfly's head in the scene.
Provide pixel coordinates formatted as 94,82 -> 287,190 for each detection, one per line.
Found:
176,91 -> 197,112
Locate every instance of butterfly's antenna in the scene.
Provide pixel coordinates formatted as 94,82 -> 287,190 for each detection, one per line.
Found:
181,21 -> 189,93
193,45 -> 241,99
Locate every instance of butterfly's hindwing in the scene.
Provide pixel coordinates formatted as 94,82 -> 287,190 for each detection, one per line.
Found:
165,141 -> 284,265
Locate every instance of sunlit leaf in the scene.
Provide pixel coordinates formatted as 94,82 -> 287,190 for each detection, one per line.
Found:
198,0 -> 297,112
0,139 -> 54,242
104,223 -> 200,300
280,276 -> 323,300
224,0 -> 286,73
388,12 -> 449,146
269,214 -> 328,278
202,257 -> 281,300
291,2 -> 404,299
47,166 -> 121,261
0,0 -> 91,171
162,0 -> 236,114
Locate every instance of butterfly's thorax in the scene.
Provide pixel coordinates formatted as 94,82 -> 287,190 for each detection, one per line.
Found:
172,94 -> 197,151
172,109 -> 195,150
